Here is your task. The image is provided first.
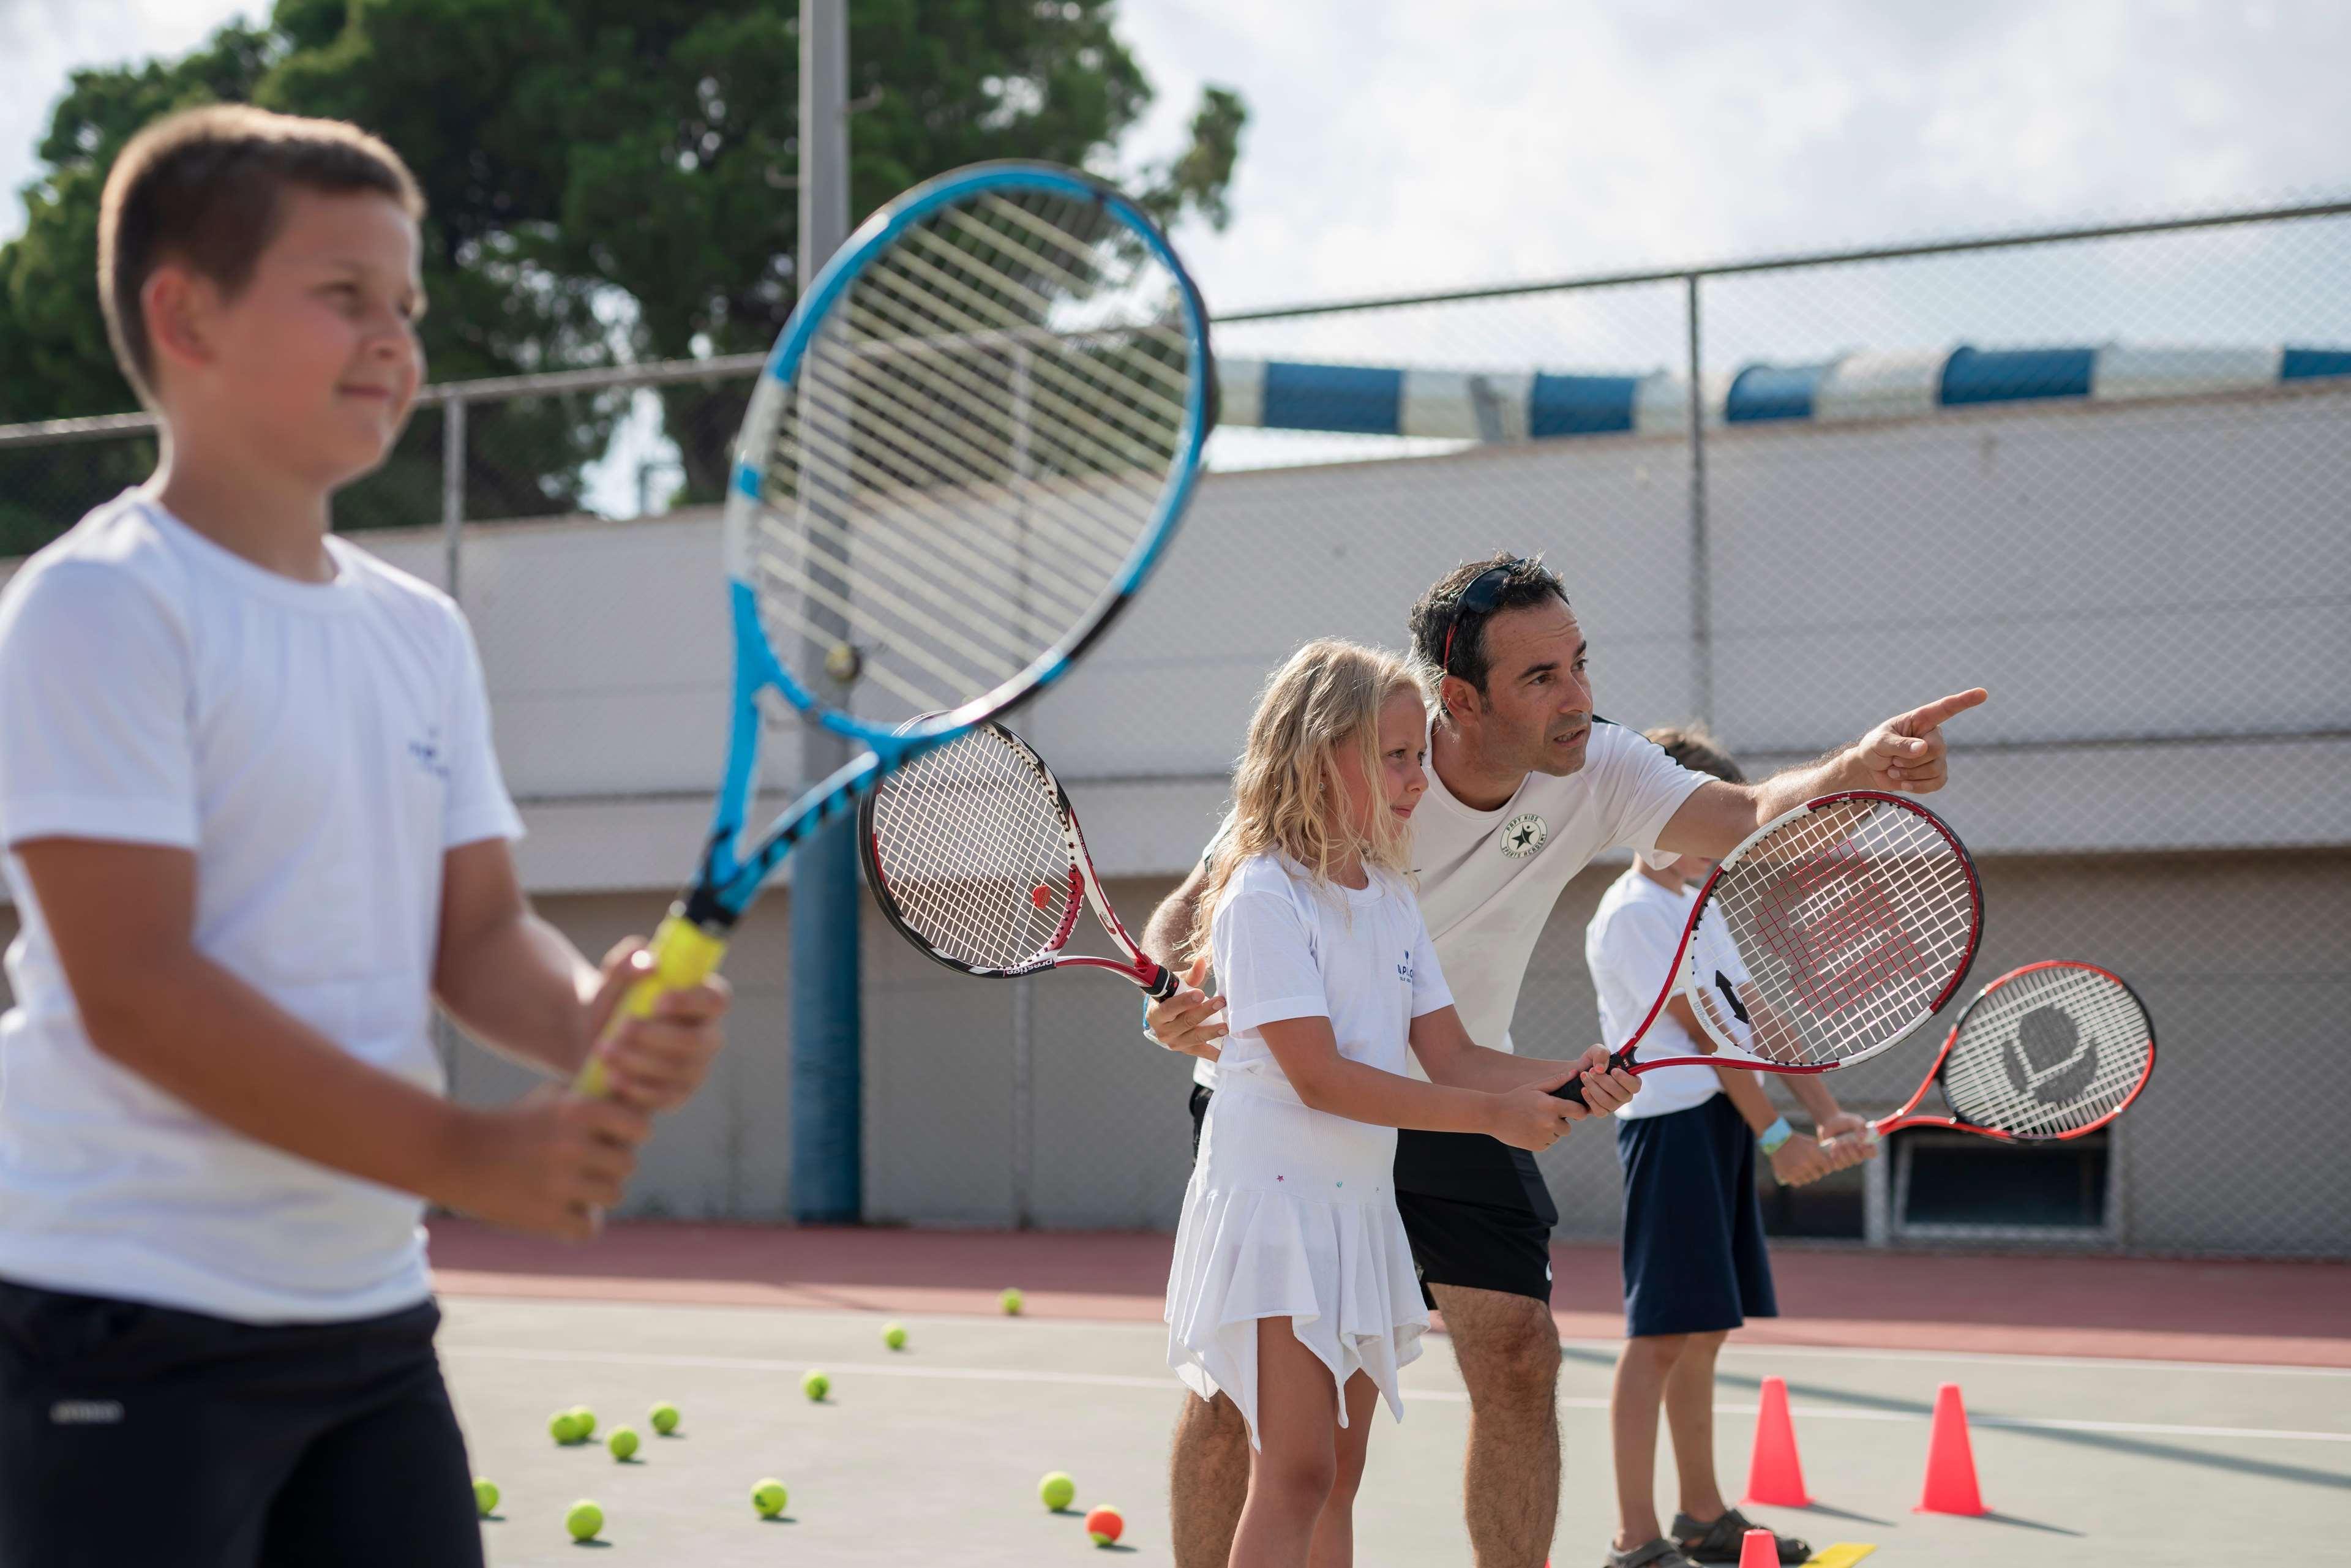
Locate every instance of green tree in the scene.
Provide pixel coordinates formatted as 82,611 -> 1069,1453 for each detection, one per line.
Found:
0,0 -> 1244,555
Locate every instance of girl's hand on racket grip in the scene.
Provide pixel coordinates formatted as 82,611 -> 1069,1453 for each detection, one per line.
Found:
1545,1046 -> 1641,1113
1859,688 -> 1987,791
1487,1081 -> 1587,1150
583,940 -> 732,1111
442,1087 -> 650,1242
1144,955 -> 1227,1062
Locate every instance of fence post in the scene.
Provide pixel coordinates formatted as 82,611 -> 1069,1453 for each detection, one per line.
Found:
1684,273 -> 1712,727
1011,977 -> 1035,1229
437,390 -> 467,1097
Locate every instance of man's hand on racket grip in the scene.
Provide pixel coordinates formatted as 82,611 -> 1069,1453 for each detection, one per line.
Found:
583,940 -> 733,1111
441,1088 -> 650,1241
1144,955 -> 1227,1062
1857,688 -> 1988,792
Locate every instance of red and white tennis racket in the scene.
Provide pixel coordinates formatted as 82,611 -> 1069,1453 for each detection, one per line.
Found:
1556,790 -> 1984,1105
1837,960 -> 2155,1146
858,720 -> 1178,997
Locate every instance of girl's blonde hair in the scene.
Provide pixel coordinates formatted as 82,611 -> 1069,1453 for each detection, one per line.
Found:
1187,639 -> 1425,961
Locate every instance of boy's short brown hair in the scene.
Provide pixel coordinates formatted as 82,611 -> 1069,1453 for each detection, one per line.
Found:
1645,722 -> 1746,786
97,104 -> 425,407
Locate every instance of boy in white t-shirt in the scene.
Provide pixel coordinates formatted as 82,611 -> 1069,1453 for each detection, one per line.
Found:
1588,727 -> 1872,1568
0,107 -> 729,1566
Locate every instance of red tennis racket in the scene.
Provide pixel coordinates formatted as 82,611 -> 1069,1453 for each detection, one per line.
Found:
858,720 -> 1177,997
1556,790 -> 1984,1105
1839,960 -> 2155,1146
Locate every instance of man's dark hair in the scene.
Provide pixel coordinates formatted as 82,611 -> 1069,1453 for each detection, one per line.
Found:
1405,552 -> 1570,696
99,104 -> 425,408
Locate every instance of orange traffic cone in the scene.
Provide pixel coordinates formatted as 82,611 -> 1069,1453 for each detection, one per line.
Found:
1915,1381 -> 1988,1515
1738,1527 -> 1779,1568
1742,1375 -> 1813,1506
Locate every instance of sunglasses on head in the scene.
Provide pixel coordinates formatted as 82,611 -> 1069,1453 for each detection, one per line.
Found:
1439,561 -> 1523,675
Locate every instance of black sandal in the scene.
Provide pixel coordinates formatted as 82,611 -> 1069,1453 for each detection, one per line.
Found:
1607,1539 -> 1706,1568
1673,1508 -> 1810,1565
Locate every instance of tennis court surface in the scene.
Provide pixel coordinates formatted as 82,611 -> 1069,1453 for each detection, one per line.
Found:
432,1222 -> 2349,1566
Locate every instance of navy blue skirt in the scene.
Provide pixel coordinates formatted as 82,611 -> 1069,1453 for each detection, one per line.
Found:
1614,1092 -> 1778,1339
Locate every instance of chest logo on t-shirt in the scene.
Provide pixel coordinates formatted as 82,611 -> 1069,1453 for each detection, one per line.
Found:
1396,949 -> 1415,985
1499,812 -> 1548,858
407,724 -> 450,782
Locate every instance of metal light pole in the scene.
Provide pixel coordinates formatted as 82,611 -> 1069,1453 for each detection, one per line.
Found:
787,0 -> 863,1225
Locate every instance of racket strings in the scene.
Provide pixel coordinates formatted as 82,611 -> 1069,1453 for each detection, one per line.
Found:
751,182 -> 1195,724
867,728 -> 1077,971
1710,799 -> 1979,1067
1938,966 -> 2153,1138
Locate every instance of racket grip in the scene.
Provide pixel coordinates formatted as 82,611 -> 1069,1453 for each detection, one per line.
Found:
1548,1076 -> 1592,1108
1143,963 -> 1180,1000
573,912 -> 730,1098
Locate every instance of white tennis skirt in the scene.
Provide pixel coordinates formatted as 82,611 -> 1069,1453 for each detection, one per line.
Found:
1163,1067 -> 1428,1446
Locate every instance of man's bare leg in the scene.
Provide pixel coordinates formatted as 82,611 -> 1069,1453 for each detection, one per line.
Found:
1430,1283 -> 1562,1567
1171,1388 -> 1252,1568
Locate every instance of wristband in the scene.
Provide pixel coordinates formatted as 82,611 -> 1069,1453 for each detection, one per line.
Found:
1142,999 -> 1160,1047
1758,1117 -> 1794,1155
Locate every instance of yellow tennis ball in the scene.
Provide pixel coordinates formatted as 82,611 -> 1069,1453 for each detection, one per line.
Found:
801,1370 -> 829,1401
564,1499 -> 603,1541
1038,1471 -> 1076,1511
648,1400 -> 680,1435
1000,1286 -> 1024,1316
568,1405 -> 596,1441
751,1477 -> 789,1518
607,1426 -> 639,1461
473,1477 -> 498,1517
549,1410 -> 581,1444
882,1321 -> 907,1351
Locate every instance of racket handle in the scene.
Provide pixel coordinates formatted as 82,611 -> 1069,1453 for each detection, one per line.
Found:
1142,963 -> 1180,1000
573,912 -> 730,1098
1548,1075 -> 1593,1108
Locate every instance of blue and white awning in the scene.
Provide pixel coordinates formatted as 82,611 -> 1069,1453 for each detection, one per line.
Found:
1213,344 -> 2351,440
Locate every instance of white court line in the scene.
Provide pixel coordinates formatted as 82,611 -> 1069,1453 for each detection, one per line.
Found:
442,1346 -> 2351,1445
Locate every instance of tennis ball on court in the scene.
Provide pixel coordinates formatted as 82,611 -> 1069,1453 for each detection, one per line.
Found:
607,1425 -> 639,1461
473,1477 -> 499,1517
1086,1504 -> 1124,1546
882,1321 -> 908,1351
1038,1471 -> 1076,1511
568,1405 -> 597,1441
1000,1286 -> 1024,1315
751,1477 -> 789,1518
564,1499 -> 603,1542
648,1400 -> 680,1435
549,1409 -> 582,1444
801,1369 -> 830,1401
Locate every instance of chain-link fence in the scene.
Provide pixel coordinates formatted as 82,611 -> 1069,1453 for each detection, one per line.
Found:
2,198 -> 2344,1256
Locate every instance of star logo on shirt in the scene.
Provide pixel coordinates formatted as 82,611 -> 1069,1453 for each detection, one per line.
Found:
1499,811 -> 1548,858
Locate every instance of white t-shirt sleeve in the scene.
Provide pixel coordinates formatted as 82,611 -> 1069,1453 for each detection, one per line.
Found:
0,564 -> 197,849
1598,723 -> 1709,854
441,613 -> 523,848
1213,887 -> 1329,1033
1406,907 -> 1453,1019
1586,895 -> 1683,1049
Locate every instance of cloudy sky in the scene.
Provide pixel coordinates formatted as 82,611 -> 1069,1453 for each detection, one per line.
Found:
10,0 -> 2347,296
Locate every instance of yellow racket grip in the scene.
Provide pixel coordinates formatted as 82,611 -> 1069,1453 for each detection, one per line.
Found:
572,913 -> 729,1098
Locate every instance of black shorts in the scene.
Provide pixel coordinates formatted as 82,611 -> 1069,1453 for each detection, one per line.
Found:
1189,1087 -> 1559,1307
1615,1092 -> 1778,1338
0,1278 -> 482,1567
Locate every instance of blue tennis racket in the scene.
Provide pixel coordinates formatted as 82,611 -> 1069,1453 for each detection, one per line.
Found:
577,161 -> 1212,1095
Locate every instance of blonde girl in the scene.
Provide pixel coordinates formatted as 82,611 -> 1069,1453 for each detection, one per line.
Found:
1163,639 -> 1601,1568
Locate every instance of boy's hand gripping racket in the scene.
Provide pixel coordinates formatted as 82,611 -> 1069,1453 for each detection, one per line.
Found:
575,162 -> 1213,1095
1839,960 -> 2155,1146
1556,791 -> 1984,1105
860,719 -> 1177,997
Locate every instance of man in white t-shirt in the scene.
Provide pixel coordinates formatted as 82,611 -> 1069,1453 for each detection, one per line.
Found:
1590,727 -> 1870,1568
1142,553 -> 1985,1568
